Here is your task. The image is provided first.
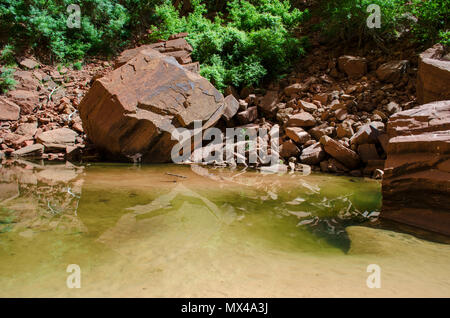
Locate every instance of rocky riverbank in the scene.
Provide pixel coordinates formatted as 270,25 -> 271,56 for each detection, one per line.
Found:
0,35 -> 446,180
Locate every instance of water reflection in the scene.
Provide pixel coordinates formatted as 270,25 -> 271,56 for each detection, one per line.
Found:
1,160 -> 449,298
0,160 -> 381,252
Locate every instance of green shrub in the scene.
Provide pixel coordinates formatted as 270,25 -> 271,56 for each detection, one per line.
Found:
320,0 -> 449,47
149,0 -> 308,90
0,0 -> 164,62
0,68 -> 17,93
408,0 -> 450,46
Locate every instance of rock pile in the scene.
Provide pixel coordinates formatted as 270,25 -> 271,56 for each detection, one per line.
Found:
0,57 -> 109,161
218,50 -> 416,176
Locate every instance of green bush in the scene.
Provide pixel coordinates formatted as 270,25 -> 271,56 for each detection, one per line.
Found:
149,0 -> 308,90
0,68 -> 16,93
320,0 -> 449,47
0,0 -> 163,61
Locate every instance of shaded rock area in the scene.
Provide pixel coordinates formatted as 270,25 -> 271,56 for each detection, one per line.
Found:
382,100 -> 450,236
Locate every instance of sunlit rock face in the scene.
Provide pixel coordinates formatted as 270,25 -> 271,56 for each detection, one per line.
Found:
382,100 -> 450,235
417,44 -> 450,104
78,49 -> 225,163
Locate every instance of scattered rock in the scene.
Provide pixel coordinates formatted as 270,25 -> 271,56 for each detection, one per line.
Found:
376,60 -> 409,83
222,95 -> 240,121
237,106 -> 258,125
338,56 -> 367,78
320,135 -> 360,169
285,127 -> 311,144
300,142 -> 325,165
0,97 -> 20,120
287,112 -> 316,127
11,144 -> 44,158
36,128 -> 78,145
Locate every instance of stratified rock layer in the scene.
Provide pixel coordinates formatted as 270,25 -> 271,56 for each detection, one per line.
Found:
417,44 -> 450,104
79,49 -> 225,163
382,100 -> 450,235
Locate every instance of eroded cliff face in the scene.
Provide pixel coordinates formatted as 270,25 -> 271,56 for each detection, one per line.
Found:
382,100 -> 450,235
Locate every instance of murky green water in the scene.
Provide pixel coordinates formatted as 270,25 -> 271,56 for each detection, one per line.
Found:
0,160 -> 449,297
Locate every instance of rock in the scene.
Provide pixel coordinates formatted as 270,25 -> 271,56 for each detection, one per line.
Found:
376,60 -> 409,83
386,101 -> 401,115
320,135 -> 360,169
309,123 -> 334,141
300,142 -> 325,165
287,112 -> 316,127
115,40 -> 195,71
285,127 -> 311,144
336,122 -> 354,138
222,95 -> 239,121
417,44 -> 450,104
327,158 -> 350,173
79,49 -> 225,163
358,144 -> 380,163
14,70 -> 40,90
0,97 -> 20,120
280,140 -> 300,158
335,108 -> 348,121
284,83 -> 306,97
11,144 -> 44,158
350,123 -> 382,145
259,90 -> 278,114
237,106 -> 258,125
363,159 -> 385,176
7,90 -> 39,114
338,56 -> 367,78
299,100 -> 317,113
312,93 -> 329,105
15,122 -> 37,137
382,100 -> 450,236
36,128 -> 78,145
19,58 -> 39,69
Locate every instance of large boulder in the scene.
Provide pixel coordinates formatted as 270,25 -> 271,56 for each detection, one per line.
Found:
417,44 -> 450,104
381,100 -> 450,235
79,49 -> 225,163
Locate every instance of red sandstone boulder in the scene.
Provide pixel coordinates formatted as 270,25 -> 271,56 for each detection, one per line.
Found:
382,100 -> 450,235
79,49 -> 225,163
417,44 -> 450,104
